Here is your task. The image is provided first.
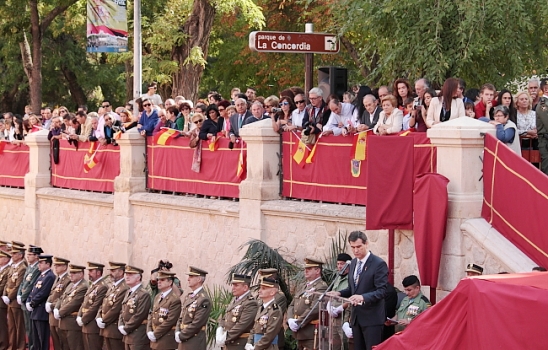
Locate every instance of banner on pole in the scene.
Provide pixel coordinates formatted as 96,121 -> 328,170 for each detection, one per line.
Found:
87,0 -> 128,53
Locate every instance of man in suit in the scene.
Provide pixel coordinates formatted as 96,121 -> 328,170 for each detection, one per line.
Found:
217,273 -> 258,350
0,250 -> 12,350
78,262 -> 109,350
3,242 -> 28,350
229,98 -> 252,142
54,264 -> 89,350
45,257 -> 71,350
98,262 -> 129,350
303,87 -> 329,136
147,271 -> 181,350
19,245 -> 43,350
357,95 -> 381,131
175,266 -> 211,350
329,231 -> 388,350
27,254 -> 56,350
287,258 -> 328,350
118,265 -> 151,350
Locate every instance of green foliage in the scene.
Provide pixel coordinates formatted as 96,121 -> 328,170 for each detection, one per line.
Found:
204,285 -> 233,348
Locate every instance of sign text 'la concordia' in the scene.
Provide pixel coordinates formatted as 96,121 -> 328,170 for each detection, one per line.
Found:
249,31 -> 340,54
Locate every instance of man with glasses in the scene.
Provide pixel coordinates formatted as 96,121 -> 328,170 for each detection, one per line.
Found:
229,98 -> 252,143
303,87 -> 328,136
291,94 -> 307,129
138,98 -> 159,137
142,82 -> 163,107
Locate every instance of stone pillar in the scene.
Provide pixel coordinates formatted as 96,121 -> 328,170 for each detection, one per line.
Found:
24,130 -> 52,244
427,117 -> 495,295
239,119 -> 281,240
113,129 -> 146,262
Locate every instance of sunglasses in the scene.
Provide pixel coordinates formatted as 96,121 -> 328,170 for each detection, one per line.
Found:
280,102 -> 290,106
295,100 -> 305,104
102,105 -> 110,108
194,119 -> 203,124
143,103 -> 151,107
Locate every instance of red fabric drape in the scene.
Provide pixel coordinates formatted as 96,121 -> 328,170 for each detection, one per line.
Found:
366,135 -> 414,229
482,133 -> 548,268
413,173 -> 449,295
0,143 -> 29,187
146,137 -> 246,198
51,140 -> 120,192
376,274 -> 548,349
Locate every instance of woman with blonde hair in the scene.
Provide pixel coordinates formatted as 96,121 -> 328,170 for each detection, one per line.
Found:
373,95 -> 403,135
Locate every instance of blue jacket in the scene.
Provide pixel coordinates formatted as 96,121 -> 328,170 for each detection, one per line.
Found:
28,269 -> 56,321
138,110 -> 159,136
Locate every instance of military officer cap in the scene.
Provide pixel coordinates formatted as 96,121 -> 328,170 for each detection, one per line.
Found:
125,265 -> 144,274
108,262 -> 126,270
258,268 -> 279,279
337,253 -> 352,262
186,266 -> 208,276
87,262 -> 105,270
259,276 -> 279,288
53,257 -> 70,265
0,250 -> 11,259
69,264 -> 86,273
230,273 -> 252,285
11,241 -> 25,249
38,254 -> 53,264
0,240 -> 10,247
28,246 -> 44,255
157,271 -> 176,280
304,258 -> 324,268
9,244 -> 26,254
465,263 -> 483,275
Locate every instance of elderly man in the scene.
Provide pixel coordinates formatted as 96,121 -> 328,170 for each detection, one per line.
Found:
98,262 -> 129,350
244,102 -> 269,125
138,98 -> 159,137
323,98 -> 359,136
358,94 -> 381,131
78,262 -> 109,350
529,78 -> 540,110
303,87 -> 328,136
46,257 -> 71,350
229,98 -> 252,142
217,274 -> 258,350
19,245 -> 43,350
290,93 -> 307,130
377,86 -> 390,101
147,271 -> 181,350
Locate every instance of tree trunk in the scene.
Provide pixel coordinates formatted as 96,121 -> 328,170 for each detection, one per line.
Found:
29,0 -> 42,114
60,64 -> 87,107
0,78 -> 22,113
171,0 -> 215,102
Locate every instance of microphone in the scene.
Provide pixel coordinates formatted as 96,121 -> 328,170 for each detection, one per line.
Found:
338,260 -> 352,276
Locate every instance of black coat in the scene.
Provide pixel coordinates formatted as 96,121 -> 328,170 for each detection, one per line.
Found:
29,269 -> 56,321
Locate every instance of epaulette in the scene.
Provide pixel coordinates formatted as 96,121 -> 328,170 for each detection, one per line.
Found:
272,303 -> 278,310
421,295 -> 431,305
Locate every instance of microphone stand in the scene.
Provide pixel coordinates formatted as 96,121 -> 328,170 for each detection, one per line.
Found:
296,274 -> 338,331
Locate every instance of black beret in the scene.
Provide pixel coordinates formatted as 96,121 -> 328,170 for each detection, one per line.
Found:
402,275 -> 420,288
337,253 -> 352,262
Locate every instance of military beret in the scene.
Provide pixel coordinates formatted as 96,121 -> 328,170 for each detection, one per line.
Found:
337,253 -> 352,262
402,275 -> 420,288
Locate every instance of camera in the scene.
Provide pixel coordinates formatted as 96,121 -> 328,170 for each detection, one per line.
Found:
303,125 -> 313,136
413,100 -> 421,110
271,107 -> 281,113
150,260 -> 173,274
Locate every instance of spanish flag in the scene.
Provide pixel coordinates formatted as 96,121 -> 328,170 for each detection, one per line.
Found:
83,142 -> 99,173
236,150 -> 246,179
305,135 -> 322,164
154,128 -> 179,145
293,139 -> 308,167
350,131 -> 368,161
398,128 -> 415,136
208,136 -> 219,151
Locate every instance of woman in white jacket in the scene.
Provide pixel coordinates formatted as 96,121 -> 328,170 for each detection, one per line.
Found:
373,95 -> 403,135
426,78 -> 465,128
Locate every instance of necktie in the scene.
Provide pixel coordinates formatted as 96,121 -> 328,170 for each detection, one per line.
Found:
239,115 -> 243,128
355,260 -> 363,285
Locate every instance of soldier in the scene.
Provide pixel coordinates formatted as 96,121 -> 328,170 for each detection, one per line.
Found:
98,262 -> 129,350
78,262 -> 109,350
0,250 -> 12,349
0,240 -> 9,254
2,242 -> 28,350
287,258 -> 328,350
54,264 -> 89,350
147,271 -> 181,350
175,266 -> 212,350
45,257 -> 71,350
26,254 -> 56,350
327,253 -> 352,350
18,245 -> 43,350
118,265 -> 151,350
392,275 -> 431,332
257,269 -> 287,350
245,276 -> 284,350
217,273 -> 258,350
465,263 -> 483,277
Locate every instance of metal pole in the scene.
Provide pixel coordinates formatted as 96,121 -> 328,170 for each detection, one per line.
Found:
304,23 -> 314,95
388,229 -> 395,285
133,0 -> 142,100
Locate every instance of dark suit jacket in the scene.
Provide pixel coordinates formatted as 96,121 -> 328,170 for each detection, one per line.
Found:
339,253 -> 388,327
360,107 -> 381,129
28,269 -> 56,321
229,111 -> 252,138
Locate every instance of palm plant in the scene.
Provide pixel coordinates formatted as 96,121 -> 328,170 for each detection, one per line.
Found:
204,284 -> 233,348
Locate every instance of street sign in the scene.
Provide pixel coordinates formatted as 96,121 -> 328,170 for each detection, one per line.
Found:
249,31 -> 340,54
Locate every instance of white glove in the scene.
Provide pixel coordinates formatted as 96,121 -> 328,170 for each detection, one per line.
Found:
245,344 -> 255,350
118,325 -> 127,336
16,295 -> 22,305
147,331 -> 156,342
1,296 -> 9,305
53,309 -> 61,320
175,331 -> 181,343
96,318 -> 106,329
342,322 -> 353,338
45,302 -> 52,313
327,301 -> 343,317
76,317 -> 84,327
215,327 -> 227,346
25,302 -> 33,312
288,318 -> 299,332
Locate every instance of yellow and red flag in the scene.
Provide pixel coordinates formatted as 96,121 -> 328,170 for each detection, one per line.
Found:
398,128 -> 415,136
350,131 -> 368,161
236,149 -> 246,179
305,134 -> 322,164
83,142 -> 100,173
154,128 -> 179,145
293,139 -> 308,167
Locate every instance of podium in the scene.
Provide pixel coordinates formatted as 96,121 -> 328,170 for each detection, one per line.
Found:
314,293 -> 352,350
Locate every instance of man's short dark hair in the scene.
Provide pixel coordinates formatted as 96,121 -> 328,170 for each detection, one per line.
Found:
348,231 -> 368,244
76,111 -> 87,118
402,275 -> 420,288
237,93 -> 248,101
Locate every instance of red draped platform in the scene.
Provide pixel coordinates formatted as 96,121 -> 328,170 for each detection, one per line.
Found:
51,140 -> 120,192
281,132 -> 436,207
0,142 -> 29,187
146,137 -> 246,198
482,133 -> 548,268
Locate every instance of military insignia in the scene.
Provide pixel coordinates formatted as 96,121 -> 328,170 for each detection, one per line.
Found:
11,274 -> 18,282
56,284 -> 64,293
159,307 -> 169,320
188,300 -> 198,318
69,290 -> 76,297
36,281 -> 43,289
159,317 -> 164,323
407,305 -> 419,317
305,298 -> 310,305
259,314 -> 269,329
232,316 -> 237,322
26,274 -> 32,282
231,305 -> 241,317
